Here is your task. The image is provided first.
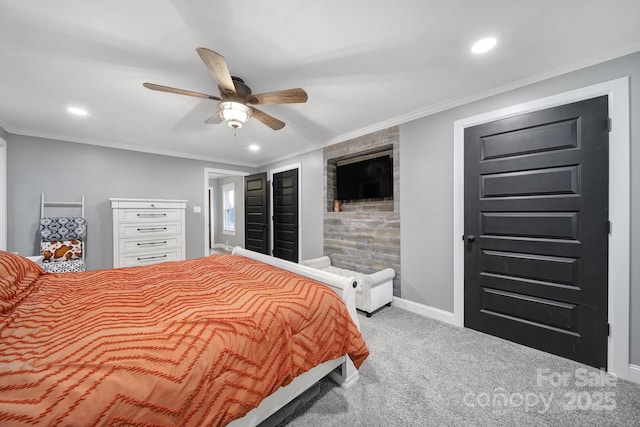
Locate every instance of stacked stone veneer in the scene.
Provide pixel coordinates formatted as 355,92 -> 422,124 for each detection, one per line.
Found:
324,127 -> 401,296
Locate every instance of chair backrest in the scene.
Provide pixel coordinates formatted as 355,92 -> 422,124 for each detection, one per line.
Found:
39,217 -> 87,242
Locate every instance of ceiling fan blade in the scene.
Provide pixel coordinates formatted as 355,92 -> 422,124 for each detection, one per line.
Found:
249,107 -> 285,130
196,47 -> 236,95
143,83 -> 221,101
204,113 -> 222,125
250,88 -> 308,105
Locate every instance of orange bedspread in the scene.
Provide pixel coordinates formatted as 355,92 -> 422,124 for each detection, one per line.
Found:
0,252 -> 368,426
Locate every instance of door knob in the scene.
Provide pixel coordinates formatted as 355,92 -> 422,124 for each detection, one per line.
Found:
465,234 -> 476,243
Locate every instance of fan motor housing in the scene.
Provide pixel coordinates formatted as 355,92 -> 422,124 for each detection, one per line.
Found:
221,76 -> 252,99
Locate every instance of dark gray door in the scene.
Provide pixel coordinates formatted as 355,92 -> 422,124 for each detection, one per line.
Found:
244,173 -> 269,254
464,96 -> 609,369
273,169 -> 299,262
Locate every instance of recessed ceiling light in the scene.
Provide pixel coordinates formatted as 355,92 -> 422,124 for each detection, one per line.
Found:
67,107 -> 88,116
471,37 -> 497,54
249,144 -> 260,152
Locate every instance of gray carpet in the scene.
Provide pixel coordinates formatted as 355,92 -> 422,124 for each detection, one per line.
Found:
274,307 -> 640,426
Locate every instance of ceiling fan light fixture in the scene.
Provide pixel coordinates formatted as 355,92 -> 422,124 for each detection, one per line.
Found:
219,101 -> 251,129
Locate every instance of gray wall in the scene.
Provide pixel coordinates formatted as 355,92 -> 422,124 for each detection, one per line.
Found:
400,119 -> 454,310
0,127 -> 6,251
7,134 -> 254,269
400,51 -> 640,364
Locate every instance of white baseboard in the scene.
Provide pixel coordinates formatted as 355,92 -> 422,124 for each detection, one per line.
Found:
212,243 -> 234,252
392,297 -> 457,326
629,364 -> 640,384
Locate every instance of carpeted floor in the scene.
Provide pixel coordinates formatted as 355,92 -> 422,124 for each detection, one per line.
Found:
273,307 -> 640,426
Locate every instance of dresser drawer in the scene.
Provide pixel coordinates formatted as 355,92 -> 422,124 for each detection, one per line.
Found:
119,236 -> 181,253
118,223 -> 180,237
118,209 -> 181,223
118,248 -> 182,267
112,200 -> 186,210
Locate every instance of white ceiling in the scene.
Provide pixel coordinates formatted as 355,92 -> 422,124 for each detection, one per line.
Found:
1,1 -> 639,167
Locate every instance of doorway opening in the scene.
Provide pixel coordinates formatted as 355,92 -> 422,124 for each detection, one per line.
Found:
203,167 -> 249,256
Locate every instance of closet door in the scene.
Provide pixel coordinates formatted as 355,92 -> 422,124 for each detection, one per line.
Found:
244,173 -> 269,254
463,96 -> 609,369
272,169 -> 299,262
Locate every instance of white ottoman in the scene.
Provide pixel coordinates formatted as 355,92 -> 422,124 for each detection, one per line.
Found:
301,256 -> 395,316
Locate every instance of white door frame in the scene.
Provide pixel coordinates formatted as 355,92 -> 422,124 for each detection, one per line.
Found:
453,77 -> 630,379
268,163 -> 302,261
208,186 -> 215,248
203,167 -> 249,255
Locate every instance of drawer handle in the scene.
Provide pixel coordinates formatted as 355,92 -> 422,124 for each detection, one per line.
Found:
137,254 -> 167,262
137,227 -> 167,233
137,241 -> 167,247
137,213 -> 167,218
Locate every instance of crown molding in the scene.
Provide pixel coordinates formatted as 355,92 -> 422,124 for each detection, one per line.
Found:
321,42 -> 640,150
2,125 -> 259,168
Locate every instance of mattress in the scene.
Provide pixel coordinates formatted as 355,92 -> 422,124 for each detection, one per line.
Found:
0,251 -> 368,426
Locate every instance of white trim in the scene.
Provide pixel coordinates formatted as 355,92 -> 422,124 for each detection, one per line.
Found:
268,163 -> 302,262
629,365 -> 640,385
392,297 -> 457,326
208,186 -> 215,248
452,77 -> 630,379
202,167 -> 249,257
222,182 -> 236,235
0,137 -> 6,251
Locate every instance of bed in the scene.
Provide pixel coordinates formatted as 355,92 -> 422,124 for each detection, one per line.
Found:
0,247 -> 368,426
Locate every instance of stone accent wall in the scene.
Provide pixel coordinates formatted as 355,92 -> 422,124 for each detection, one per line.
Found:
323,127 -> 401,295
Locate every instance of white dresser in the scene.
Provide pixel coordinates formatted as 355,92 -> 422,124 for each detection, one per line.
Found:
110,198 -> 187,268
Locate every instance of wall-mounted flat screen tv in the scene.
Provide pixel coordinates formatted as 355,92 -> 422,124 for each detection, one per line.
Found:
336,155 -> 393,201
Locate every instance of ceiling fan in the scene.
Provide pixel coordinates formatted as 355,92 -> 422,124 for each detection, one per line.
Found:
143,48 -> 308,131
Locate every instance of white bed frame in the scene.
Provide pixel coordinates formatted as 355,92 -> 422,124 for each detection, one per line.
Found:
227,247 -> 361,427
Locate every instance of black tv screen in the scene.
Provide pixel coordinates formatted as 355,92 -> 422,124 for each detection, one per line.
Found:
336,156 -> 393,200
